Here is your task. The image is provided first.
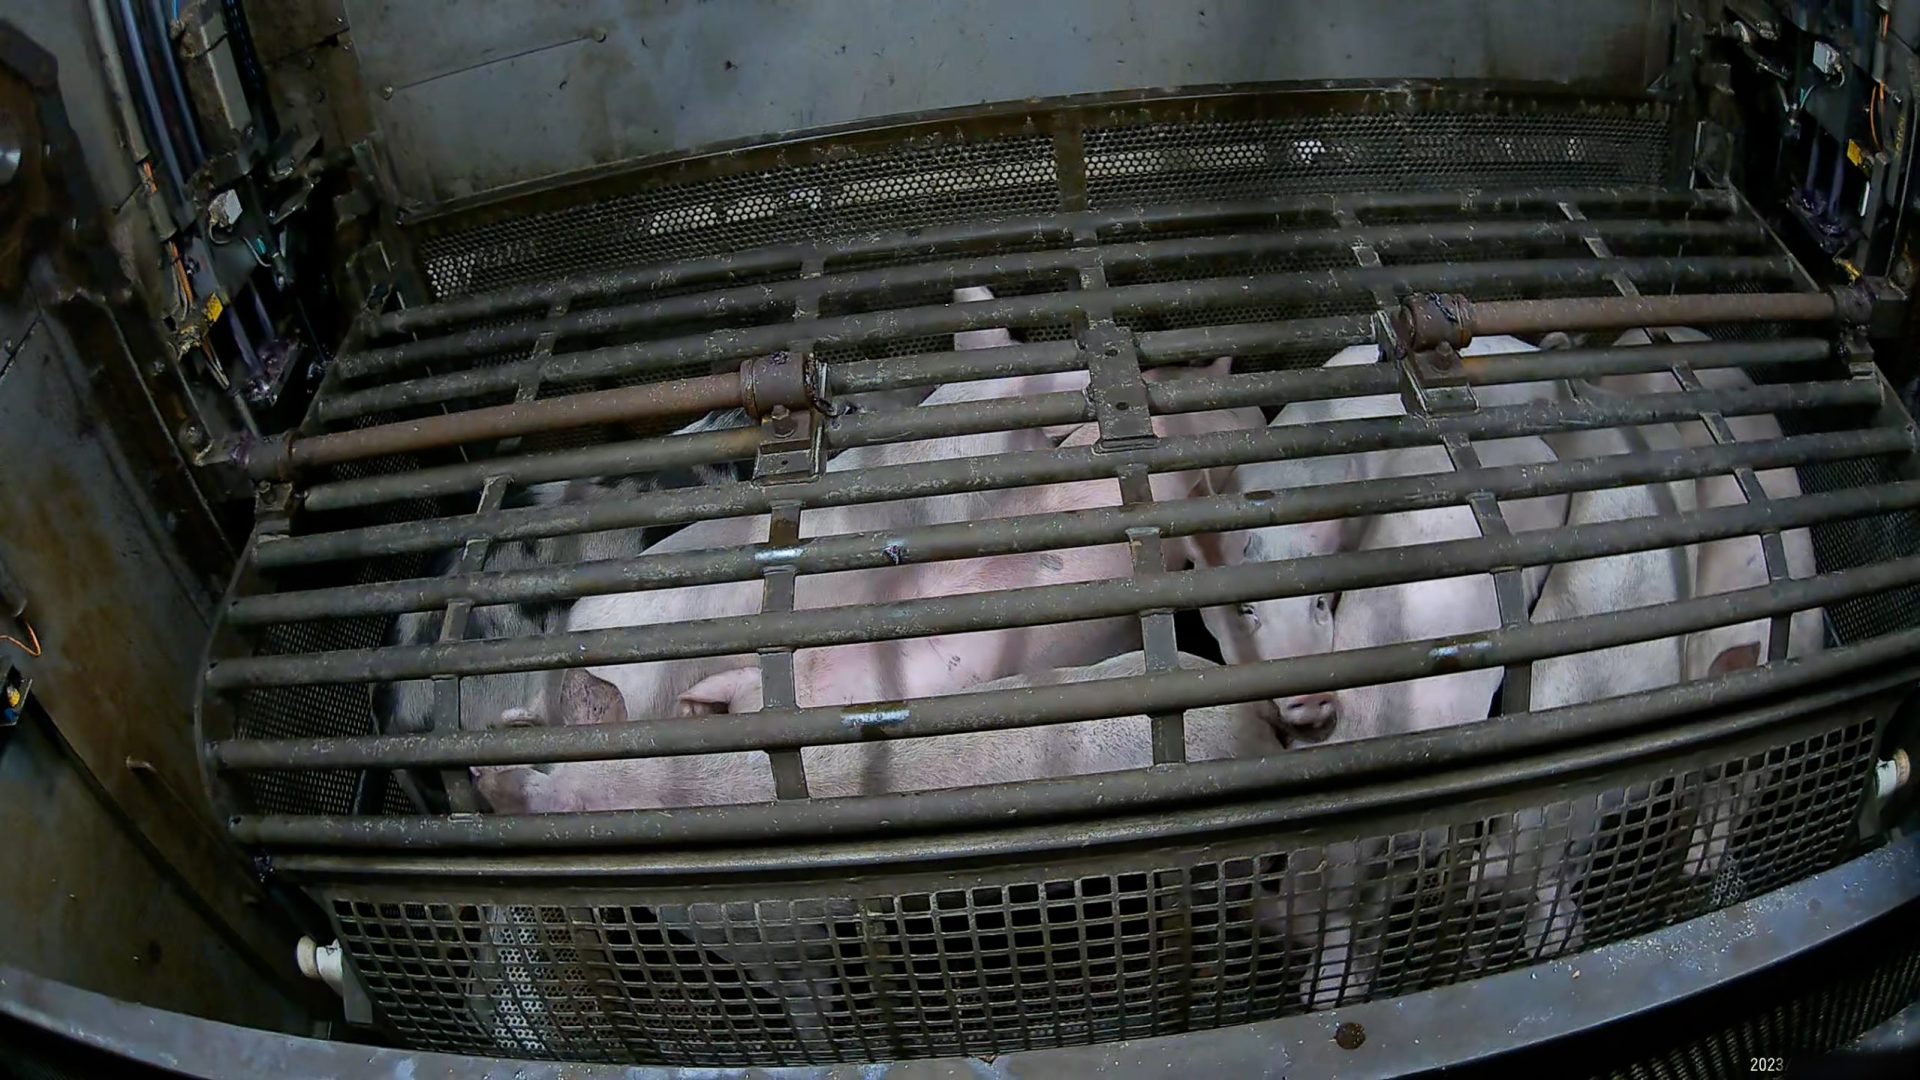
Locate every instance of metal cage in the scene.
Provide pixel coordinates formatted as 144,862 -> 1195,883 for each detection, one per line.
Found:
195,85 -> 1920,1065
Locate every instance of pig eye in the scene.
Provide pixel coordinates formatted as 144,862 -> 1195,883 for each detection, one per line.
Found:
1237,603 -> 1261,627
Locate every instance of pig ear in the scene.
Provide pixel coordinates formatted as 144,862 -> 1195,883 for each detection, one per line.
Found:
559,669 -> 628,726
1707,641 -> 1763,676
1178,528 -> 1244,569
676,668 -> 763,716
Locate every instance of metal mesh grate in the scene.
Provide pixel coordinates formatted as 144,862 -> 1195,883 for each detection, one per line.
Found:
1082,112 -> 1670,208
1799,456 -> 1920,645
322,716 -> 1876,1064
417,136 -> 1060,299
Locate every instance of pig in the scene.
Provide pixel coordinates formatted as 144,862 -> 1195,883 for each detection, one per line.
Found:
548,289 -> 1262,804
1470,424 -> 1695,967
374,408 -> 753,746
1604,328 -> 1826,886
475,652 -> 1283,1042
534,372 -> 1263,804
1198,338 -> 1567,739
476,651 -> 1282,811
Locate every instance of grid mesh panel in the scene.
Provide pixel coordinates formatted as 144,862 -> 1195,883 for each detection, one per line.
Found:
230,445 -> 446,815
323,717 -> 1876,1064
1081,113 -> 1669,207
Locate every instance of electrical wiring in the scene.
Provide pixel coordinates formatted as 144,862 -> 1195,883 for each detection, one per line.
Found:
2,619 -> 41,658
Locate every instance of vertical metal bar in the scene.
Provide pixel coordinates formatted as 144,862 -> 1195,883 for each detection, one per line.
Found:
448,301 -> 571,811
1350,208 -> 1537,707
1562,200 -> 1794,662
1444,438 -> 1536,711
754,259 -> 825,799
431,474 -> 514,811
760,504 -> 809,800
496,300 -> 570,456
1052,114 -> 1089,213
1072,224 -> 1183,762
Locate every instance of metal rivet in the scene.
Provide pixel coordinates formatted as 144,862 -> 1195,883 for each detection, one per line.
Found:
380,85 -> 394,99
1335,1021 -> 1366,1050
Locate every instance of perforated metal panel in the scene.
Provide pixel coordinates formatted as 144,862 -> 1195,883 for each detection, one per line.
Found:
417,135 -> 1063,301
1080,112 -> 1669,207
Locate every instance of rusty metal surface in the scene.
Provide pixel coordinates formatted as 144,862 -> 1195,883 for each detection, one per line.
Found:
255,370 -> 745,479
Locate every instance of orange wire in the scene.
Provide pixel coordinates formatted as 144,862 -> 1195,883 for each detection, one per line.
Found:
2,619 -> 41,658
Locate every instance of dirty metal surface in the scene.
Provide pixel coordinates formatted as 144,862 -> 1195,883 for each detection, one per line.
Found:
0,300 -> 310,1019
340,0 -> 1673,210
2,834 -> 1916,1078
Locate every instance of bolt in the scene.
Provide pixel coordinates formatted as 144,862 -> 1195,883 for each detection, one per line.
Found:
381,85 -> 394,99
1427,344 -> 1458,372
769,404 -> 795,437
1334,1021 -> 1366,1050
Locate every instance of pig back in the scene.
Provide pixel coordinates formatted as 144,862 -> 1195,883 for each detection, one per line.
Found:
800,652 -> 1283,798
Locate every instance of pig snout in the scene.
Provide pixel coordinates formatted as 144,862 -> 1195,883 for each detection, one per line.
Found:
1273,692 -> 1338,742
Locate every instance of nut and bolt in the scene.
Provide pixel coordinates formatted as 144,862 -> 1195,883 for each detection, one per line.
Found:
769,404 -> 795,437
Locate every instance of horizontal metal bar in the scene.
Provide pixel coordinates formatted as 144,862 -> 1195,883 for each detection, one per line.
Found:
1133,314 -> 1379,363
271,372 -> 743,477
228,645 -> 1920,850
826,340 -> 1084,395
209,536 -> 1920,771
230,428 -> 1906,627
257,669 -> 1908,874
1467,291 -> 1836,334
373,188 -> 1738,337
211,472 -> 1917,694
262,378 -> 1880,566
1445,337 -> 1832,385
826,388 -> 1093,449
299,426 -> 763,515
348,221 -> 1765,377
320,258 -> 1792,418
306,338 -> 1833,508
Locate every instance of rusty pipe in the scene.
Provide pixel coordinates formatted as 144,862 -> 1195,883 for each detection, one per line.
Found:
1393,291 -> 1841,352
244,370 -> 747,480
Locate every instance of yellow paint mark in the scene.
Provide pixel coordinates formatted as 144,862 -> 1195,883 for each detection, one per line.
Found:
203,294 -> 224,323
1848,139 -> 1867,168
1837,258 -> 1862,281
